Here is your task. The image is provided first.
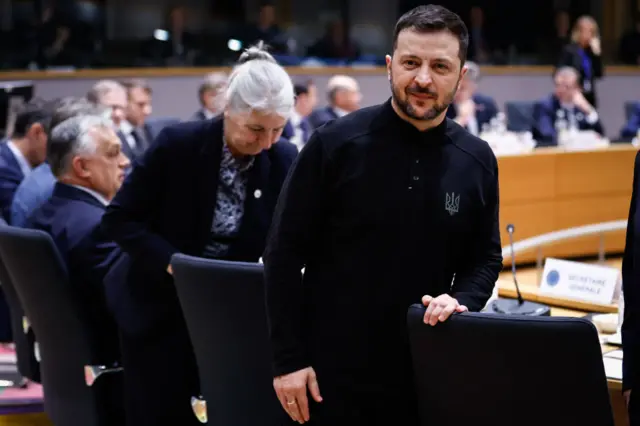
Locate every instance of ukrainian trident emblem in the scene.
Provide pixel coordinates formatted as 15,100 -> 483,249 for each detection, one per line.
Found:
445,192 -> 459,216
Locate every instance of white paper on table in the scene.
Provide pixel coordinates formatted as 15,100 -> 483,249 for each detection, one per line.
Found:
603,349 -> 623,360
602,357 -> 623,380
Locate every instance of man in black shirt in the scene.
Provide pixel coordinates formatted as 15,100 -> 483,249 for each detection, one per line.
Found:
264,4 -> 503,425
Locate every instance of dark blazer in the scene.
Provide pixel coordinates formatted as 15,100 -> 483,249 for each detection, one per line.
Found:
0,142 -> 26,223
558,42 -> 603,107
25,183 -> 120,360
118,118 -> 179,164
446,93 -> 499,132
282,120 -> 294,140
621,102 -> 640,141
532,94 -> 605,147
189,110 -> 211,121
282,117 -> 312,147
102,117 -> 298,336
623,150 -> 640,395
308,106 -> 339,130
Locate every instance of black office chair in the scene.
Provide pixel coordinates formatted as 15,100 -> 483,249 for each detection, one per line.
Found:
0,218 -> 40,384
407,305 -> 614,426
0,226 -> 123,426
172,254 -> 284,425
505,101 -> 536,133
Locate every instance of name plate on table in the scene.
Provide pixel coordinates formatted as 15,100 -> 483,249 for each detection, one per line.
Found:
539,258 -> 620,306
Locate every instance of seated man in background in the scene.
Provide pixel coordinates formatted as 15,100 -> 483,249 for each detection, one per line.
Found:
25,113 -> 130,360
533,66 -> 604,147
190,72 -> 228,121
11,97 -> 107,227
87,80 -> 128,130
308,75 -> 361,130
620,101 -> 640,142
0,99 -> 52,223
282,80 -> 317,150
446,61 -> 498,136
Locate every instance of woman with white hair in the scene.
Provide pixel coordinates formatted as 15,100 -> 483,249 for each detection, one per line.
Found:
102,43 -> 298,426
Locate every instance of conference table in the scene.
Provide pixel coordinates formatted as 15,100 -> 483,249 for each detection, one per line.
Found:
498,144 -> 637,265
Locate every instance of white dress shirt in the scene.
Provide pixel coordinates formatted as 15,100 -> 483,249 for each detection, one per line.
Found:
70,184 -> 110,206
119,121 -> 140,152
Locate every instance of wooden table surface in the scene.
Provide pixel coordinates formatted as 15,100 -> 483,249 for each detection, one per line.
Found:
498,145 -> 637,265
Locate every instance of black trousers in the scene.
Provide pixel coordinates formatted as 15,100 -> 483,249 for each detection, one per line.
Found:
119,313 -> 200,426
630,391 -> 640,426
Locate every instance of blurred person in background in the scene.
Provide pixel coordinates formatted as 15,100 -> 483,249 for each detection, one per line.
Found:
541,10 -> 571,64
307,19 -> 361,61
0,99 -> 52,223
282,80 -> 317,150
619,19 -> 640,65
558,15 -> 603,108
446,61 -> 497,136
532,66 -> 603,146
190,72 -> 228,120
102,43 -> 298,426
88,80 -> 141,161
11,97 -> 108,227
620,102 -> 640,142
244,3 -> 287,52
467,6 -> 491,63
87,80 -> 128,129
143,5 -> 199,66
119,79 -> 160,161
308,75 -> 361,130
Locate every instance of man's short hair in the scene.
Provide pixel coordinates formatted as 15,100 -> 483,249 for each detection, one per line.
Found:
554,66 -> 580,82
120,78 -> 152,97
393,5 -> 469,65
47,114 -> 112,177
48,97 -> 108,137
86,80 -> 126,104
11,98 -> 54,139
198,72 -> 228,105
293,79 -> 314,98
464,61 -> 481,82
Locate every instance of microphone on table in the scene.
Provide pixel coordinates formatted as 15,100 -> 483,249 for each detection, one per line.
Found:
487,224 -> 551,316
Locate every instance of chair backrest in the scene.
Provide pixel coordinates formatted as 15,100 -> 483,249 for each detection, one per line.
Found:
505,101 -> 536,132
0,226 -> 112,426
172,254 -> 283,425
0,223 -> 39,382
407,305 -> 614,426
625,101 -> 638,121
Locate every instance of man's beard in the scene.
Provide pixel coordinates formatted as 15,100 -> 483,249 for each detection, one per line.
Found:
390,72 -> 458,121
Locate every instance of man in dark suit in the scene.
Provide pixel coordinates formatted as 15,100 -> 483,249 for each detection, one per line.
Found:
621,102 -> 640,142
623,148 -> 640,423
281,81 -> 317,150
102,43 -> 298,426
25,113 -> 129,363
308,75 -> 361,130
0,99 -> 52,223
533,66 -> 604,147
118,79 -> 173,163
446,61 -> 498,135
11,97 -> 109,228
189,72 -> 228,121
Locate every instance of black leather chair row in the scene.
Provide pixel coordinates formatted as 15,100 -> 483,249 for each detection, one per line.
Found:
0,225 -> 123,426
0,217 -> 39,385
172,254 -> 615,426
